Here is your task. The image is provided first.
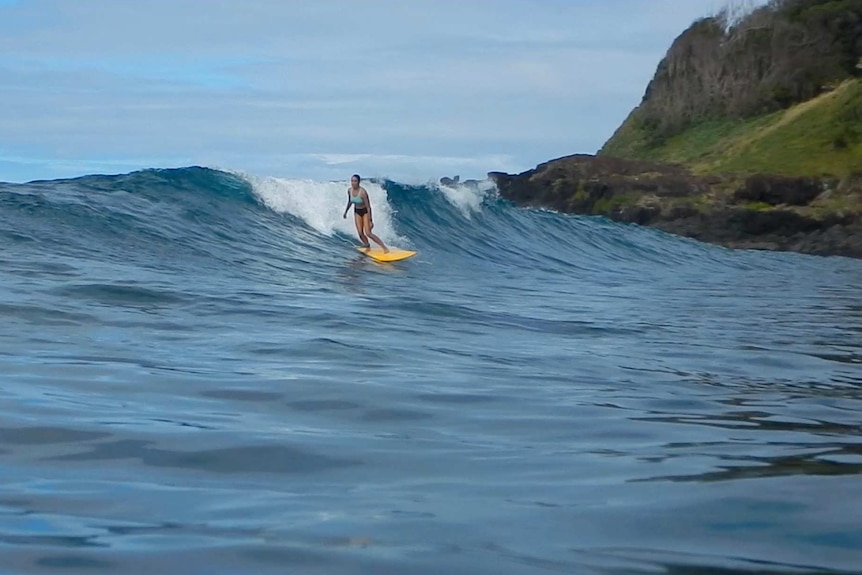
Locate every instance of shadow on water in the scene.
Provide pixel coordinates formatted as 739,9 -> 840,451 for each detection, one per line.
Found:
638,448 -> 862,482
45,440 -> 360,475
631,385 -> 862,482
335,253 -> 413,297
562,546 -> 862,575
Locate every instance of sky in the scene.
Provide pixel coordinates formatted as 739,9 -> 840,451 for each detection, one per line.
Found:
0,0 -> 765,183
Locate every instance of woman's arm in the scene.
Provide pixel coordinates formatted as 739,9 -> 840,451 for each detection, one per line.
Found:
342,191 -> 351,218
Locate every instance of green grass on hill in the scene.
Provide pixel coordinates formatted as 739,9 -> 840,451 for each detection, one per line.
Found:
601,79 -> 862,178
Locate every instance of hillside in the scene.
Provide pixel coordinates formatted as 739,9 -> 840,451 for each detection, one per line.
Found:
602,78 -> 862,177
600,0 -> 862,178
488,0 -> 862,258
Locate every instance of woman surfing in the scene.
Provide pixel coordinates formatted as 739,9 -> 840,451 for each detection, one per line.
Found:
343,174 -> 388,253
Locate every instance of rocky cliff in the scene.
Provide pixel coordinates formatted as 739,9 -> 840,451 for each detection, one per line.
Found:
602,0 -> 862,156
489,155 -> 862,258
488,0 -> 862,258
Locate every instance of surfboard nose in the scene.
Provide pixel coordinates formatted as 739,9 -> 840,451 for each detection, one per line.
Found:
357,247 -> 417,262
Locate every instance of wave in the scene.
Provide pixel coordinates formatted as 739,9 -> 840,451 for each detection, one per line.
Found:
0,166 -> 780,285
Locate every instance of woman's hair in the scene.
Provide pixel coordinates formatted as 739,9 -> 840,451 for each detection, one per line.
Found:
352,174 -> 361,182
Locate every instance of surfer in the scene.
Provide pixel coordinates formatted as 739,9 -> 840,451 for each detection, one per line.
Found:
343,174 -> 388,253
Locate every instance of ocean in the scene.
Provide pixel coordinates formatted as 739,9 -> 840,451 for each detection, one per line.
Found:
0,166 -> 860,574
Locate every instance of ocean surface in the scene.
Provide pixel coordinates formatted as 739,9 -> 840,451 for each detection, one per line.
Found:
0,166 -> 860,575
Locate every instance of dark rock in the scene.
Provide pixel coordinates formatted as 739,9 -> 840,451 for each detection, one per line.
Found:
617,204 -> 662,226
440,175 -> 482,189
733,175 -> 824,206
488,154 -> 862,258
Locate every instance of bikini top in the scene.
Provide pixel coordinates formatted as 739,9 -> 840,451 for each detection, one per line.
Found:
349,191 -> 365,205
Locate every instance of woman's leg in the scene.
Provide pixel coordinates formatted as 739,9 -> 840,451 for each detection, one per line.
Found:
354,213 -> 369,247
362,215 -> 388,252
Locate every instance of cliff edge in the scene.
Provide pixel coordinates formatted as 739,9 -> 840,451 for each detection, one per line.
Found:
490,0 -> 862,258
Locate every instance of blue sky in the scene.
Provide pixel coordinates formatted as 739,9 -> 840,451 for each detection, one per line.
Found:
0,0 -> 763,183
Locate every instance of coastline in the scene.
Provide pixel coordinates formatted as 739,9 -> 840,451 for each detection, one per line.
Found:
488,154 -> 862,259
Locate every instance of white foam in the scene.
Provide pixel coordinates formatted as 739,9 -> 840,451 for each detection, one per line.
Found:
435,179 -> 497,218
240,173 -> 403,245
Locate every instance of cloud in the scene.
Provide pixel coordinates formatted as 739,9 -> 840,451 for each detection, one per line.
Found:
0,0 -> 770,183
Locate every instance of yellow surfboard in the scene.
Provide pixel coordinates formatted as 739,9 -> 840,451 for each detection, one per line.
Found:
357,247 -> 417,262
